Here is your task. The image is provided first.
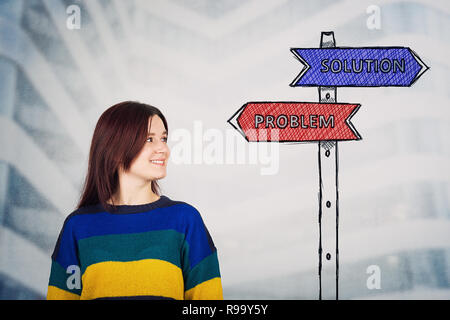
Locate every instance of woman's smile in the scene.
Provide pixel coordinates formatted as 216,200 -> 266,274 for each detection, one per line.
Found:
150,159 -> 165,166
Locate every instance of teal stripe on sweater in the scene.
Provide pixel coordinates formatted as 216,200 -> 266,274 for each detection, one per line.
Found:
48,260 -> 82,296
183,250 -> 221,291
77,229 -> 185,275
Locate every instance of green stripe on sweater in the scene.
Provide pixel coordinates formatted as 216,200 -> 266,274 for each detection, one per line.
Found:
77,229 -> 185,275
183,250 -> 221,291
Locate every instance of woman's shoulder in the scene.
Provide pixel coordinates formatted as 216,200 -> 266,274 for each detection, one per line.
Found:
64,203 -> 103,220
163,195 -> 199,212
59,200 -> 117,233
161,195 -> 186,204
162,195 -> 204,221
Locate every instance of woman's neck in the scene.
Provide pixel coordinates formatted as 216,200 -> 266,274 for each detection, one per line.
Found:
108,191 -> 159,206
107,175 -> 159,205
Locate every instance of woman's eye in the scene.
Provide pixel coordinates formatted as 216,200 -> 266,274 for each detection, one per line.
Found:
146,137 -> 168,143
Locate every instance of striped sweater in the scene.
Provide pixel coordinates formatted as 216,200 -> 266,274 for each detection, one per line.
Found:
46,195 -> 223,300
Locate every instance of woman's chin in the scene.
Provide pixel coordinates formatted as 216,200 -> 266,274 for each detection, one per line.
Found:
149,172 -> 166,180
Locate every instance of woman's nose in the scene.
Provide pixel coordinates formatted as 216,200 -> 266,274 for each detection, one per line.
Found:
155,141 -> 169,153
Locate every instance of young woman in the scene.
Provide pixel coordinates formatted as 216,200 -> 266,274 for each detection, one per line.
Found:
46,101 -> 223,300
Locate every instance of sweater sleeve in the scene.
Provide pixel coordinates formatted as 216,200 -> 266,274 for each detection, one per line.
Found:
47,216 -> 82,300
181,205 -> 223,300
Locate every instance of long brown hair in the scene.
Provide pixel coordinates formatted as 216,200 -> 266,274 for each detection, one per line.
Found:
77,101 -> 169,212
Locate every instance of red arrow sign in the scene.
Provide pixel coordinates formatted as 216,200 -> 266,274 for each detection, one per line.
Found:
228,102 -> 361,142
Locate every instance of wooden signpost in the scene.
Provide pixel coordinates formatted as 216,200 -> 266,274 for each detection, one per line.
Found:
227,31 -> 428,300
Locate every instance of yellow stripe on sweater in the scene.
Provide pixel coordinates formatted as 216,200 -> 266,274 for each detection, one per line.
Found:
80,259 -> 184,300
47,285 -> 80,300
184,277 -> 223,300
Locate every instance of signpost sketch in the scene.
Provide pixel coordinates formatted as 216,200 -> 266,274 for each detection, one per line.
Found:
227,31 -> 429,300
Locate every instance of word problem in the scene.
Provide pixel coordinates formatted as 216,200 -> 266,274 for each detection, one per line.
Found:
255,114 -> 334,129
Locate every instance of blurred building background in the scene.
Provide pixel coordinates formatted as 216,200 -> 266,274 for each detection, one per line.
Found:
0,0 -> 449,299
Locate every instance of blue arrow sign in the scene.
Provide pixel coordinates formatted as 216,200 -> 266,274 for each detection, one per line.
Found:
290,47 -> 429,87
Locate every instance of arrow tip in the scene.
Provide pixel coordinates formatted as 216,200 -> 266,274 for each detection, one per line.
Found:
345,104 -> 362,140
409,49 -> 429,86
227,104 -> 248,141
290,48 -> 310,87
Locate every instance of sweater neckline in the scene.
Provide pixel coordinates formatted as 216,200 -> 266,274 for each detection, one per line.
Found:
102,195 -> 171,214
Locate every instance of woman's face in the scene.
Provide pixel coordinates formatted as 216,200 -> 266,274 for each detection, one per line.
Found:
126,115 -> 170,182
